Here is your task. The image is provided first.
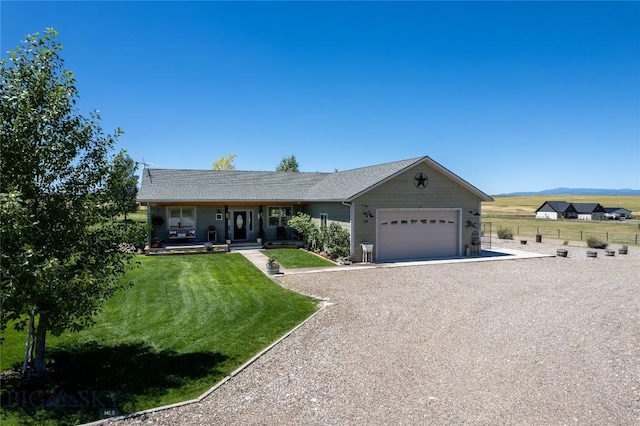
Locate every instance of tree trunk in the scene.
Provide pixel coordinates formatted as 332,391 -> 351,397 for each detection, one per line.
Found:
33,312 -> 48,374
21,312 -> 35,377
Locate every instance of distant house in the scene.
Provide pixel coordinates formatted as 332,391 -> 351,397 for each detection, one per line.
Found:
572,203 -> 606,220
535,201 -> 607,221
535,201 -> 577,220
604,207 -> 632,220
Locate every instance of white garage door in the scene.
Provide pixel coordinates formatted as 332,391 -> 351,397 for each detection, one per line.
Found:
377,209 -> 459,262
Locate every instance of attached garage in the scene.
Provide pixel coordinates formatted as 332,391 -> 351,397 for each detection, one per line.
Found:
376,208 -> 460,262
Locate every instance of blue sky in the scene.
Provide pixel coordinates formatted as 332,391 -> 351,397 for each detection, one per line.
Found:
2,1 -> 639,195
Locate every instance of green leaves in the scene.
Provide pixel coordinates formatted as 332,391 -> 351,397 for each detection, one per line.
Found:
212,153 -> 236,170
106,150 -> 139,220
276,154 -> 299,172
1,29 -> 138,374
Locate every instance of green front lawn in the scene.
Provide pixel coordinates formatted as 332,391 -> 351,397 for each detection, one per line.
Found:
261,248 -> 337,268
0,254 -> 318,425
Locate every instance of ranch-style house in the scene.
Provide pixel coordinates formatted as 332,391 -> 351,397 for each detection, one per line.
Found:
535,201 -> 609,221
138,156 -> 493,263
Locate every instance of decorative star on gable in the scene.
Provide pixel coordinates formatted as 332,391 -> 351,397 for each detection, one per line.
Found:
414,172 -> 428,189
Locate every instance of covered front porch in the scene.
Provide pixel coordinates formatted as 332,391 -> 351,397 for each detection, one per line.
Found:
145,202 -> 306,248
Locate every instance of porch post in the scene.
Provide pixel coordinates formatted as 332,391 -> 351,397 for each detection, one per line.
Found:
224,205 -> 229,241
146,202 -> 152,248
258,205 -> 264,238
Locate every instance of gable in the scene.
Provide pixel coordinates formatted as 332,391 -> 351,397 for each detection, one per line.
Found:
572,203 -> 605,214
337,157 -> 493,202
536,201 -> 572,213
354,160 -> 487,205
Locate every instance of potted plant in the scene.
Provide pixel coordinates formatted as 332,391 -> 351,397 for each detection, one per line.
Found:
619,245 -> 628,255
265,258 -> 280,275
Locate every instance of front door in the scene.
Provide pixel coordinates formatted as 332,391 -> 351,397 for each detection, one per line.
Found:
233,211 -> 247,240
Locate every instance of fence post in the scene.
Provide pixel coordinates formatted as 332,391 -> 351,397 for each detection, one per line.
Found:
580,230 -> 583,241
606,232 -> 609,242
558,229 -> 560,239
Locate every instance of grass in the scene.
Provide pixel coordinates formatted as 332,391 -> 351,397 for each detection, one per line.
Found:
123,210 -> 147,223
0,254 -> 318,425
117,209 -> 147,223
260,248 -> 337,268
483,195 -> 640,245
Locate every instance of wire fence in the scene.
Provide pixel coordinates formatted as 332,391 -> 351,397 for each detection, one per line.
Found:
482,222 -> 639,245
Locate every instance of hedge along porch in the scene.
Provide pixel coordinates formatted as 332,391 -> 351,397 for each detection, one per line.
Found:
138,156 -> 493,262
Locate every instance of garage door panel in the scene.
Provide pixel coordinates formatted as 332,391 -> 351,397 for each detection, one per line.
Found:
377,209 -> 458,262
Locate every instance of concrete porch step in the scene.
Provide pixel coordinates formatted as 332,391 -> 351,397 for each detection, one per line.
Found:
229,242 -> 264,251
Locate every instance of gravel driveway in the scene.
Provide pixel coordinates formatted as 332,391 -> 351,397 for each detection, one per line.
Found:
110,241 -> 639,425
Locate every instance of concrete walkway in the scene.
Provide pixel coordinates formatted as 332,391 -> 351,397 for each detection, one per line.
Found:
235,247 -> 553,277
235,249 -> 292,275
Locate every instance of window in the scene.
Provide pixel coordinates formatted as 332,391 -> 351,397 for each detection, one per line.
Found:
320,213 -> 328,229
168,207 -> 196,228
268,206 -> 293,227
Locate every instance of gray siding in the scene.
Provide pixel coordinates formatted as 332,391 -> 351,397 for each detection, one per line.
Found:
197,206 -> 226,243
351,163 -> 483,260
303,202 -> 351,227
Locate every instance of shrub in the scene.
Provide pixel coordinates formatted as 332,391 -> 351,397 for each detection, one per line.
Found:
586,236 -> 608,249
288,213 -> 320,249
323,222 -> 351,259
117,221 -> 148,250
497,226 -> 514,240
288,213 -> 350,257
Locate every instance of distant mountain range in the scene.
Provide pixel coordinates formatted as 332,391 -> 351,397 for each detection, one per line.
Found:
498,188 -> 640,196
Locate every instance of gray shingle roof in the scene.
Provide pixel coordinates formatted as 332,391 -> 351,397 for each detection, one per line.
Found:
537,201 -> 607,214
537,201 -> 573,213
304,157 -> 424,201
138,156 -> 493,203
572,203 -> 605,214
138,169 -> 329,202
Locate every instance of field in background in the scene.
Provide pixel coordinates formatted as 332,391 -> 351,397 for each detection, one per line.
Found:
483,195 -> 640,217
482,195 -> 640,245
